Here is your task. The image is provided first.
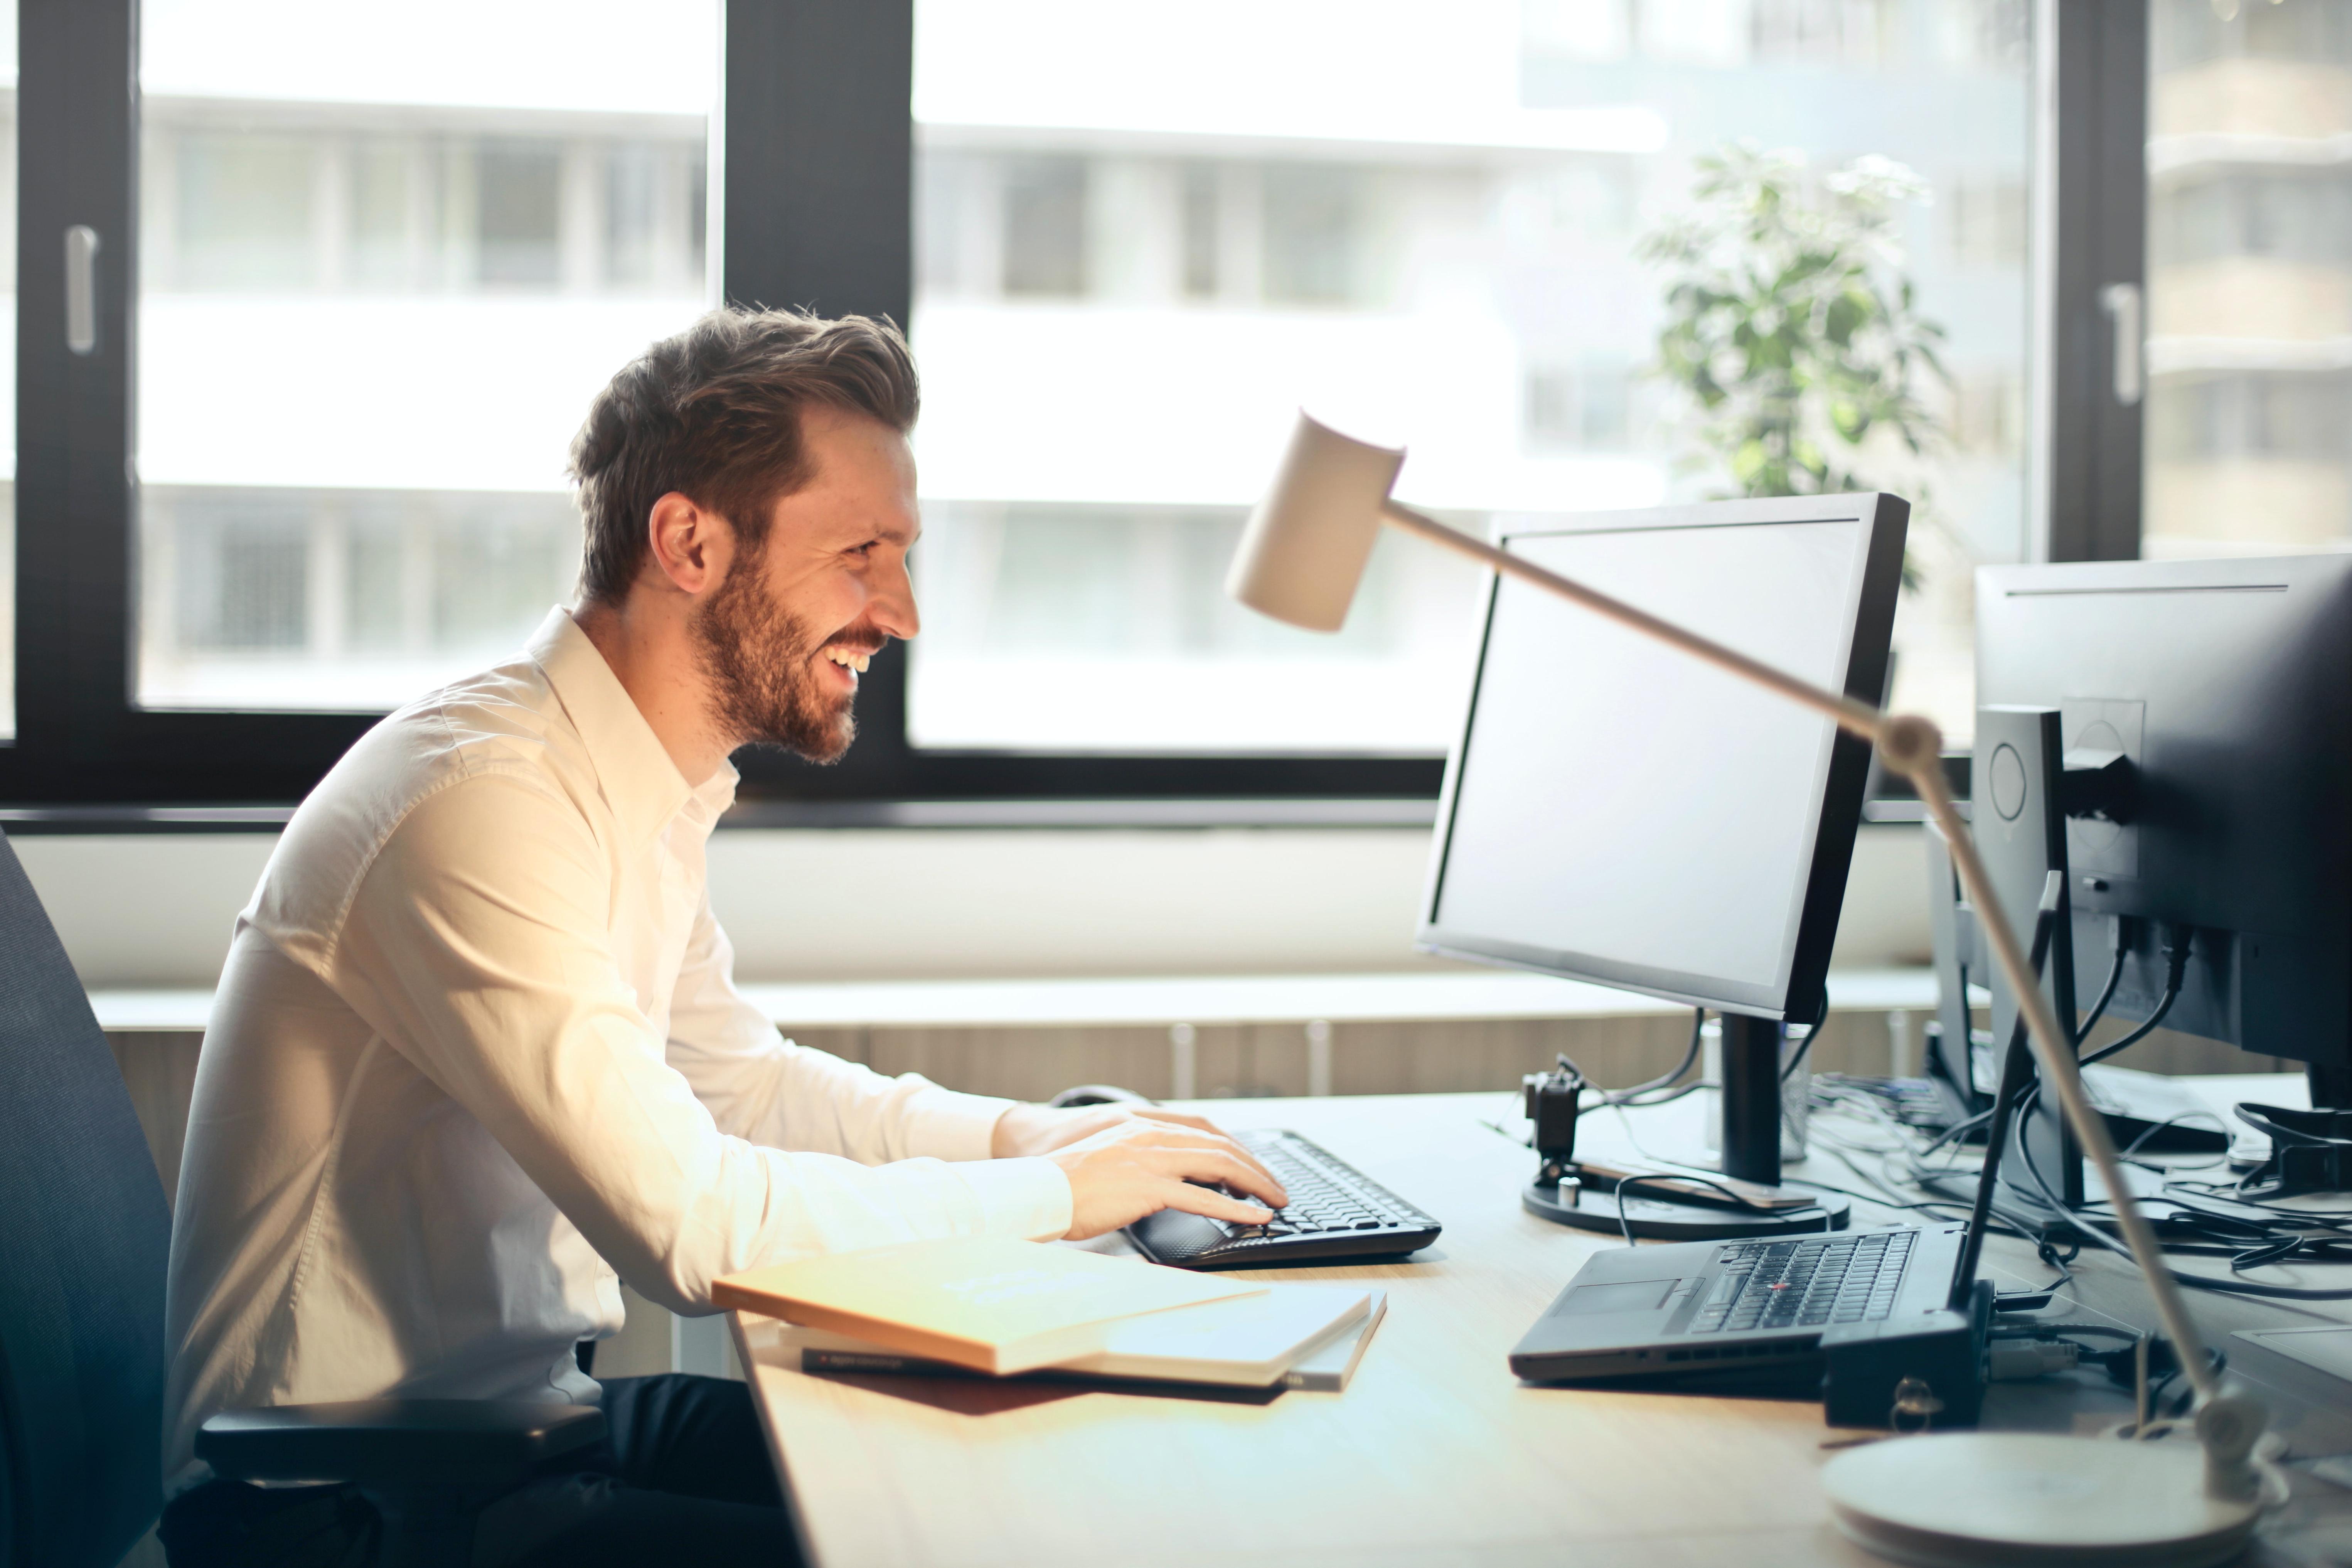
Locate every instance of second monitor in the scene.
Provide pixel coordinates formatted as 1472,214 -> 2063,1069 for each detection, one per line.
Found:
1971,553 -> 2352,1213
1419,492 -> 1907,1230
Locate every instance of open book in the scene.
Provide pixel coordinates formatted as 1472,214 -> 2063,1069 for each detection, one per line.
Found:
782,1284 -> 1382,1390
712,1235 -> 1264,1375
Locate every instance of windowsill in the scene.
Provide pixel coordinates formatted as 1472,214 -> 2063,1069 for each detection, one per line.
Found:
716,797 -> 1443,830
0,805 -> 299,834
2,798 -> 1943,834
90,966 -> 1941,1034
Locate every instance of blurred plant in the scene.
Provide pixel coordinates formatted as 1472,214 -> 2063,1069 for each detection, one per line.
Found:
1639,143 -> 1949,530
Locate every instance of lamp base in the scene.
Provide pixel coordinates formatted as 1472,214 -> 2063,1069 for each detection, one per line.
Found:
1522,1179 -> 1850,1240
1822,1433 -> 2263,1568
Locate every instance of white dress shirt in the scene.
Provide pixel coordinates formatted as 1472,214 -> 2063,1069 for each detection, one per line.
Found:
162,608 -> 1073,1493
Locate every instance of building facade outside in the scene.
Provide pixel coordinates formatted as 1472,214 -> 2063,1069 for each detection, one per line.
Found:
129,0 -> 2031,757
2146,0 -> 2352,559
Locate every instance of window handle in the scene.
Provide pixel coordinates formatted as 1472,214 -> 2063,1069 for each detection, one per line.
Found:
2098,281 -> 2141,408
65,225 -> 99,355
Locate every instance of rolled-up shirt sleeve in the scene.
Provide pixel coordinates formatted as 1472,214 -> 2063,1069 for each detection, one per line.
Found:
325,770 -> 1074,1314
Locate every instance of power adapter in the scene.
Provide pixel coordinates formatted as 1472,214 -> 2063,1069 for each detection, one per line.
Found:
1987,1337 -> 2082,1382
1821,1279 -> 1991,1430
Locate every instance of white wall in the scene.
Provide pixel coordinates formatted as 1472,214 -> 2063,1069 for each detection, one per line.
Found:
15,822 -> 1931,990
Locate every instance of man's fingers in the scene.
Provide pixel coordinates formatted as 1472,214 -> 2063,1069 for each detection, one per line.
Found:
1158,1180 -> 1276,1228
1115,1122 -> 1288,1204
1146,1146 -> 1289,1210
1130,1108 -> 1220,1133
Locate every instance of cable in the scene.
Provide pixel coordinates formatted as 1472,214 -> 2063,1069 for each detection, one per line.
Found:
2072,917 -> 2127,1044
2171,1177 -> 2352,1226
1991,1320 -> 2138,1342
2077,926 -> 2191,1068
1779,992 -> 1831,1085
1557,1009 -> 1709,1111
2114,1108 -> 2231,1172
1601,1011 -> 1708,1107
1612,1080 -> 1711,1110
1814,1047 -> 2352,1306
2007,1090 -> 2352,1301
1915,1101 -> 2001,1159
1609,1172 -> 1822,1248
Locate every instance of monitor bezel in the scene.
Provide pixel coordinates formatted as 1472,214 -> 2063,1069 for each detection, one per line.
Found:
1415,492 -> 1908,1023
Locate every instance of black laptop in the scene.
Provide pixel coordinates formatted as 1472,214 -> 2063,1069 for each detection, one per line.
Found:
1510,1223 -> 1971,1386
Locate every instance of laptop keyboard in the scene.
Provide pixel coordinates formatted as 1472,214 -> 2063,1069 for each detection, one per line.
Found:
1686,1230 -> 1917,1334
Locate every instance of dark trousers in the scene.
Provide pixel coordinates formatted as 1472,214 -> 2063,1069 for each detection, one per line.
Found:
159,1375 -> 802,1567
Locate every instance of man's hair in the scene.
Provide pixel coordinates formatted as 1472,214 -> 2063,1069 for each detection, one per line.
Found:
569,308 -> 920,604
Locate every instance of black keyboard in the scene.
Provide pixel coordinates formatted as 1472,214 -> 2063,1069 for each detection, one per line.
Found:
1124,1128 -> 1441,1269
1687,1230 -> 1917,1334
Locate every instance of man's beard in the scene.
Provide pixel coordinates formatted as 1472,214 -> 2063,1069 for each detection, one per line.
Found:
690,559 -> 864,765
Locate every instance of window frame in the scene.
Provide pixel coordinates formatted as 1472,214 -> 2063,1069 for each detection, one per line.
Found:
7,1 -> 2128,817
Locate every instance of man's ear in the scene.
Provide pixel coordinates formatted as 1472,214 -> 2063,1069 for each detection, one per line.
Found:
645,492 -> 732,596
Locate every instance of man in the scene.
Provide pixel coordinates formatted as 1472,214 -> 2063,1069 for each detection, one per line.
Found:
159,309 -> 1287,1566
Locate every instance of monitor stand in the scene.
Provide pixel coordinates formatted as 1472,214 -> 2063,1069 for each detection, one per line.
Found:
1522,1014 -> 1851,1240
2312,1060 -> 2352,1112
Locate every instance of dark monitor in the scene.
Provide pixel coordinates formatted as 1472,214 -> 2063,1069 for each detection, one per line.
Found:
1977,554 -> 2352,1102
1419,493 -> 1907,1024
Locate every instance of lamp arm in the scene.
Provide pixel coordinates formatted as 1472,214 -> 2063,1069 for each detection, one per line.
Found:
1379,501 -> 1885,738
1378,498 -> 2239,1422
1906,764 -> 2219,1405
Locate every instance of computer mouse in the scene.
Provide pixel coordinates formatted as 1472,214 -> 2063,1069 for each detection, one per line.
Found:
1048,1083 -> 1157,1109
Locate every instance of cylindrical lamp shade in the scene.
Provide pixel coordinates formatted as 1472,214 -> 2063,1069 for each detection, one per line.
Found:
1224,412 -> 1406,632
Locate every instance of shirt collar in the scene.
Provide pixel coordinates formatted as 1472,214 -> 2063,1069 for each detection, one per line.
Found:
526,608 -> 739,850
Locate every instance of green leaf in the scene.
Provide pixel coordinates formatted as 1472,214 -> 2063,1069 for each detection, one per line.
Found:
1639,141 -> 1945,508
1731,439 -> 1770,485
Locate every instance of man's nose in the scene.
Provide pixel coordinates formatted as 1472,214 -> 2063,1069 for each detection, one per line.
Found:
872,555 -> 920,640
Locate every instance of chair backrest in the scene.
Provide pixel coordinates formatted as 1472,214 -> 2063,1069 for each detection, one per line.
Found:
0,829 -> 171,1568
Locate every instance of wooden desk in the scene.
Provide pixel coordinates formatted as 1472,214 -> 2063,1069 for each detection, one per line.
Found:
733,1088 -> 2352,1568
738,1091 -> 1894,1568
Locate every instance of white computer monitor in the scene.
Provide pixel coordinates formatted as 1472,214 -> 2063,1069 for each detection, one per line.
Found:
1418,492 -> 1907,1023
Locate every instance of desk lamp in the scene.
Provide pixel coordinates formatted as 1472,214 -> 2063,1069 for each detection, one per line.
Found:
1226,412 -> 2275,1568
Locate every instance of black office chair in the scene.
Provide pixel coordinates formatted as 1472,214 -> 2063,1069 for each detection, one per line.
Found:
0,828 -> 602,1568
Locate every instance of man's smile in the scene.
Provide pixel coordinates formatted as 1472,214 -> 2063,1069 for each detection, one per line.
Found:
820,639 -> 883,690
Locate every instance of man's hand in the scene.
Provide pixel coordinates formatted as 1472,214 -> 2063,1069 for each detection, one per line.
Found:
991,1103 -> 1290,1240
991,1100 -> 1221,1158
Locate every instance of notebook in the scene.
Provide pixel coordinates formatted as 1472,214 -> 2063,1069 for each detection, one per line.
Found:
711,1235 -> 1264,1375
782,1283 -> 1377,1389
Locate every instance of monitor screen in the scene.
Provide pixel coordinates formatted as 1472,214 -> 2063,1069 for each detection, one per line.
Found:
1422,502 -> 1895,1017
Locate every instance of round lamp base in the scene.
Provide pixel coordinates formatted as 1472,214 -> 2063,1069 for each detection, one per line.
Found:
1822,1433 -> 2263,1568
1522,1181 -> 1849,1240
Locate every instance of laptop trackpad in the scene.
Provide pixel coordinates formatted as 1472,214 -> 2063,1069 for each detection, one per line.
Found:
1556,1279 -> 1679,1316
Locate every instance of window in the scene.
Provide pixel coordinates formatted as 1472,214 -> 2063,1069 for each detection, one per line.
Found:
0,4 -> 2165,812
1525,359 -> 1634,453
2146,0 -> 2352,556
1000,157 -> 1089,297
905,0 -> 2032,755
1951,178 -> 2028,267
132,0 -> 716,711
0,9 -> 15,743
1260,165 -> 1374,307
